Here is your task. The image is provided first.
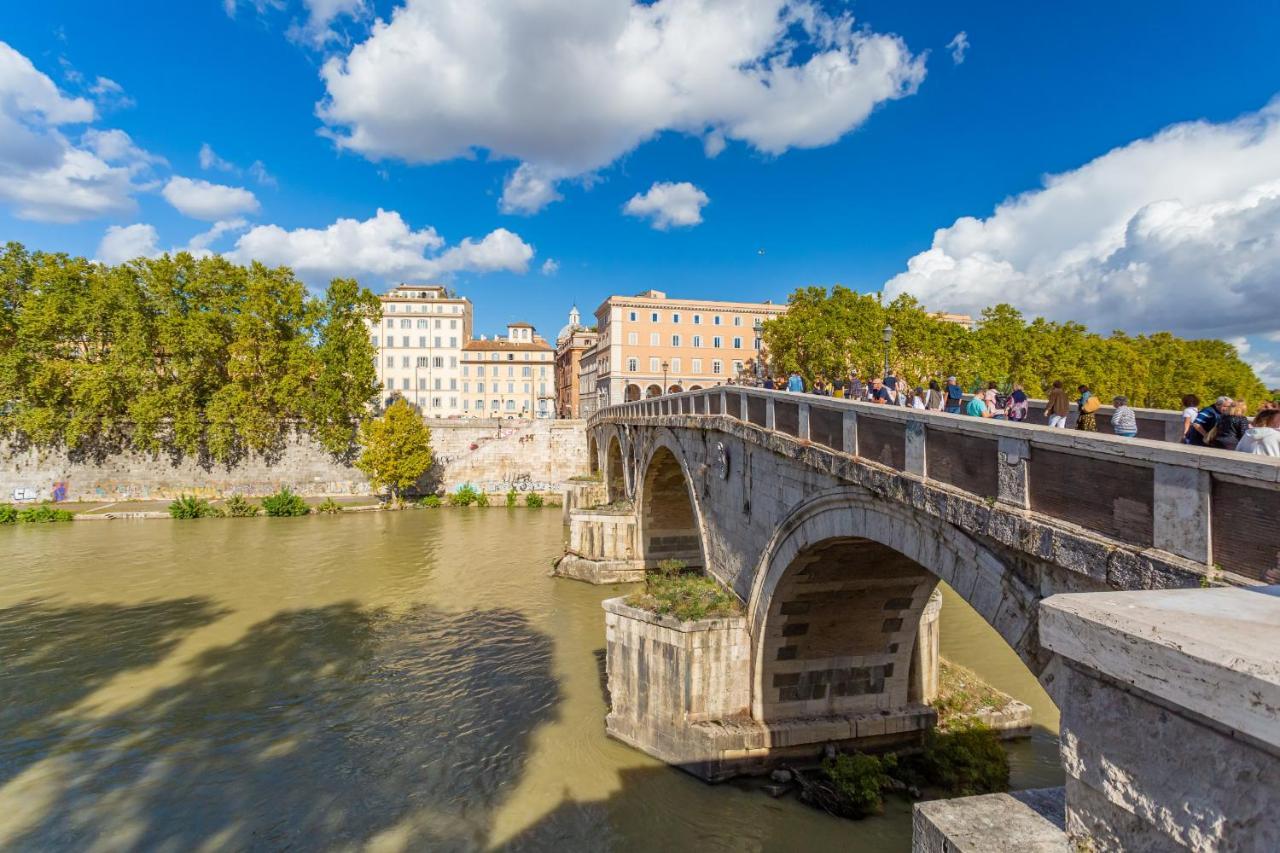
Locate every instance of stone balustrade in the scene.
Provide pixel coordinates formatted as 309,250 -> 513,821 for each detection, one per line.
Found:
596,386 -> 1280,585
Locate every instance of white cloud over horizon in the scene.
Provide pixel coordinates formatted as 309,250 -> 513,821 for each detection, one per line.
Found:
0,41 -> 160,222
162,175 -> 260,220
228,208 -> 534,285
623,181 -> 709,229
317,0 -> 925,213
884,98 -> 1280,343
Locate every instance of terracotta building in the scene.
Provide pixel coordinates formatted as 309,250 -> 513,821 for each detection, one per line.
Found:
590,290 -> 788,407
554,306 -> 598,419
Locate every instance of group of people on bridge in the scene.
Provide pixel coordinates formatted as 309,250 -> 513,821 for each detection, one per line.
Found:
734,371 -> 1280,457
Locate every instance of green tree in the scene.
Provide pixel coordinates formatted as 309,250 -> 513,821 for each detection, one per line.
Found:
308,277 -> 381,456
356,398 -> 433,503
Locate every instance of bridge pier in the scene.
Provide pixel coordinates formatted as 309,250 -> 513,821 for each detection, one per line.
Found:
601,587 -> 944,781
555,506 -> 645,583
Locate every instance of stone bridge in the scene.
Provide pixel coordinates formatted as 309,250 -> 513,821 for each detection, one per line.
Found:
565,386 -> 1280,851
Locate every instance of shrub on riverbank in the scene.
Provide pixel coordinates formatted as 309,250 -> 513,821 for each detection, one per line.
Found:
506,489 -> 519,507
17,504 -> 75,523
262,487 -> 310,517
525,493 -> 544,508
0,504 -> 17,524
419,495 -> 442,508
224,494 -> 259,517
315,497 -> 343,514
449,484 -> 482,506
168,495 -> 220,519
912,720 -> 1009,796
627,560 -> 742,621
820,752 -> 893,818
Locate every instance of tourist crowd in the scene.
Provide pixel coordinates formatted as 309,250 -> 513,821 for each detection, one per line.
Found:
731,371 -> 1280,456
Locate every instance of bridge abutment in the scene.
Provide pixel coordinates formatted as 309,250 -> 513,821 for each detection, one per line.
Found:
555,506 -> 645,583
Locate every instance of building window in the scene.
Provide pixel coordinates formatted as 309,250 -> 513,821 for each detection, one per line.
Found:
693,315 -> 701,325
419,336 -> 427,348
712,360 -> 722,375
671,358 -> 681,372
400,318 -> 411,329
692,335 -> 702,348
401,356 -> 410,368
433,357 -> 444,368
433,397 -> 442,408
416,357 -> 427,368
478,365 -> 485,377
629,311 -> 637,321
371,335 -> 379,347
649,357 -> 660,372
713,315 -> 721,326
401,377 -> 410,390
671,334 -> 681,347
385,356 -> 394,367
385,378 -> 393,389
754,338 -> 761,350
449,357 -> 457,367
417,319 -> 428,329
650,312 -> 659,322
627,358 -> 638,371
523,383 -> 530,393
418,378 -> 427,390
522,366 -> 531,377
506,400 -> 516,411
434,319 -> 441,329
713,336 -> 722,348
434,378 -> 442,390
692,358 -> 702,373
450,378 -> 457,390
733,316 -> 742,327
733,337 -> 742,349
386,318 -> 394,329
450,320 -> 457,329
388,304 -> 396,313
649,333 -> 659,346
672,312 -> 680,324
434,337 -> 442,347
627,332 -> 638,345
449,337 -> 457,347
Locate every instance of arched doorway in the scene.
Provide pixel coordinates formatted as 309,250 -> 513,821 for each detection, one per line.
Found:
646,384 -> 662,399
667,384 -> 684,394
625,383 -> 642,402
689,385 -> 703,391
638,445 -> 704,569
606,437 -> 626,502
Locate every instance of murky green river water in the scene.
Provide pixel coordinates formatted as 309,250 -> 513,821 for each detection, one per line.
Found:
0,511 -> 1061,851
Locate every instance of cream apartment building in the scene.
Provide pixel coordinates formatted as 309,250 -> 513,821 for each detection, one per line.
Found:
369,284 -> 472,414
461,322 -> 556,418
592,290 -> 788,407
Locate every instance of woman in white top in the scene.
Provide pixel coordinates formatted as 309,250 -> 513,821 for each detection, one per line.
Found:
1181,394 -> 1200,440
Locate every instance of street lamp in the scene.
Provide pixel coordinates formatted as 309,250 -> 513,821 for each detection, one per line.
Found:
882,324 -> 894,379
661,360 -> 669,394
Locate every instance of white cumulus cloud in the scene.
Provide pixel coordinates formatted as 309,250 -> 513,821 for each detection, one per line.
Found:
317,0 -> 925,213
884,99 -> 1280,341
947,32 -> 969,65
0,41 -> 158,222
541,258 -> 559,276
162,176 -> 260,220
624,181 -> 709,229
97,223 -> 160,264
228,208 -> 534,286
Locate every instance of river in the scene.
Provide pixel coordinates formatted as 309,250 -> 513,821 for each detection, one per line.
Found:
0,510 -> 1061,851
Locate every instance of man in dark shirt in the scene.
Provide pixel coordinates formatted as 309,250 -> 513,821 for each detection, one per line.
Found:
869,378 -> 893,404
944,376 -> 964,414
1184,396 -> 1231,446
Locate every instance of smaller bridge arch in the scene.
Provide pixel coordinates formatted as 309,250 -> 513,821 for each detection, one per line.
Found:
605,435 -> 627,502
635,435 -> 706,570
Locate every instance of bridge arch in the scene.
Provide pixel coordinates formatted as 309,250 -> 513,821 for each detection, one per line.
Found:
634,432 -> 707,570
587,433 -> 599,475
746,488 -> 1048,721
605,434 -> 627,502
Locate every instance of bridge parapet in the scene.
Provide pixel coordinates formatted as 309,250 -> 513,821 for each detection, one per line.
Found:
593,387 -> 1280,585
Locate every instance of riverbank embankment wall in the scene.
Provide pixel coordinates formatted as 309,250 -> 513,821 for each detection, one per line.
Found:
0,419 -> 589,503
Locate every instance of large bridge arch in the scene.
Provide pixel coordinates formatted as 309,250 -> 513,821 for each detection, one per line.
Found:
604,433 -> 628,502
634,432 -> 707,570
746,488 -> 1060,721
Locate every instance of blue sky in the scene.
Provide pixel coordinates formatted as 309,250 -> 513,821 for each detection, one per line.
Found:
3,1 -> 1280,380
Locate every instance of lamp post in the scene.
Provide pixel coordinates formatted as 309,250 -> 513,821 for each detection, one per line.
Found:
753,318 -> 764,383
661,360 -> 669,394
882,324 -> 894,379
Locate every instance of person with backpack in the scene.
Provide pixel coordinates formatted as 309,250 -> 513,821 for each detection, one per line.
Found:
1184,396 -> 1231,446
1005,383 -> 1030,422
944,376 -> 964,414
786,372 -> 805,393
1046,381 -> 1070,428
1076,385 -> 1099,431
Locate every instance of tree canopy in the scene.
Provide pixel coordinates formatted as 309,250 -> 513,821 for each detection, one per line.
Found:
761,286 -> 1268,409
0,242 -> 382,461
356,397 -> 433,502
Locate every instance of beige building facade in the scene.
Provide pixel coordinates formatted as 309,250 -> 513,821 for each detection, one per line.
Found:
591,290 -> 788,406
461,322 -> 556,419
368,284 -> 472,415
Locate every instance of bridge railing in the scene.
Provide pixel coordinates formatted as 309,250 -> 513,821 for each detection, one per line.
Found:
594,386 -> 1280,585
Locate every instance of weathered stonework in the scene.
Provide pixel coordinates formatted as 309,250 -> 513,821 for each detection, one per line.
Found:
1,419 -> 591,502
555,508 -> 644,583
561,480 -> 608,524
913,787 -> 1069,852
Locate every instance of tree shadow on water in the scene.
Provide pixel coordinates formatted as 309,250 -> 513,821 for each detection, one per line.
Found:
0,597 -> 229,788
7,602 -> 559,852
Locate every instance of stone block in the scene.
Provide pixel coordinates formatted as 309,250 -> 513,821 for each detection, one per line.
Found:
912,788 -> 1068,853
